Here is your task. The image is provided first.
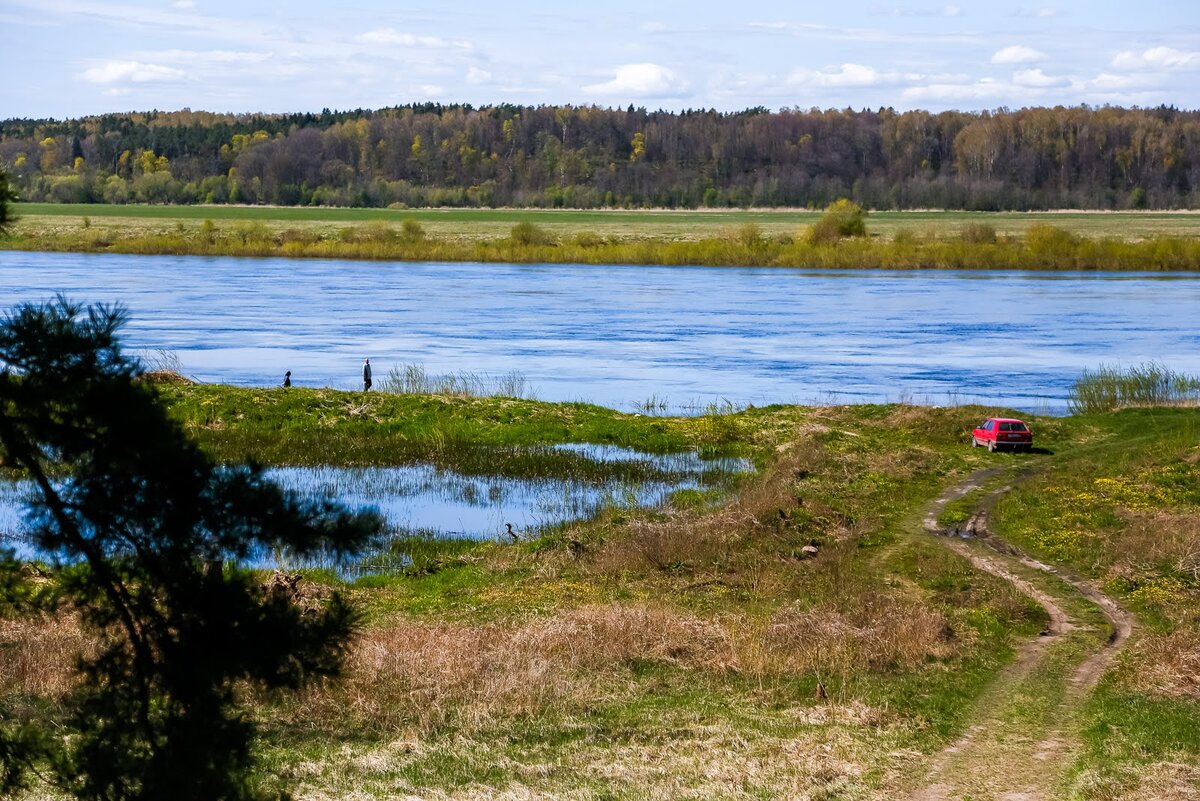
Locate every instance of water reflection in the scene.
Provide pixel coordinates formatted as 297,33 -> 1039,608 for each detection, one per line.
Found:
0,445 -> 752,571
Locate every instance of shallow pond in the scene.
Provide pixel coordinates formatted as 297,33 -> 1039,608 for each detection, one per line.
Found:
4,252 -> 1199,413
0,445 -> 751,571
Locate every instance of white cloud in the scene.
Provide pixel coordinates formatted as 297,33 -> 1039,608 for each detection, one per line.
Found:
788,63 -> 902,88
1089,72 -> 1145,90
81,60 -> 186,84
465,66 -> 491,84
358,28 -> 470,49
102,87 -> 133,96
134,49 -> 270,64
171,0 -> 194,8
583,63 -> 688,96
991,45 -> 1045,64
414,84 -> 445,97
1011,7 -> 1057,17
1112,47 -> 1200,71
868,5 -> 963,18
902,78 -> 1010,102
1013,68 -> 1068,87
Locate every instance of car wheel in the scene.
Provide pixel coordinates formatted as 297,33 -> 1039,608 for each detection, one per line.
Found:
971,436 -> 979,448
987,440 -> 996,452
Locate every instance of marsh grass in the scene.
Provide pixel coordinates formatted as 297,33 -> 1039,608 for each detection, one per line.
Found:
1068,362 -> 1200,414
380,362 -> 533,399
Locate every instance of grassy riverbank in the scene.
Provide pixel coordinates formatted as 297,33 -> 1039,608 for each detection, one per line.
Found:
9,203 -> 1200,269
5,385 -> 1199,799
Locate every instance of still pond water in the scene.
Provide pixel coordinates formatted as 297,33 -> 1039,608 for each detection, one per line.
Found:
0,445 -> 752,563
5,251 -> 1199,413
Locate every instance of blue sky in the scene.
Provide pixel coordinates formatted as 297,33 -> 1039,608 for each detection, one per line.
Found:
3,1 -> 1199,118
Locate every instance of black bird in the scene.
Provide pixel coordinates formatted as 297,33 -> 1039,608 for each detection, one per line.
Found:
505,522 -> 518,543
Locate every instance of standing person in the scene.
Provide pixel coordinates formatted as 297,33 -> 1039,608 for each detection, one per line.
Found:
362,358 -> 372,392
282,370 -> 291,388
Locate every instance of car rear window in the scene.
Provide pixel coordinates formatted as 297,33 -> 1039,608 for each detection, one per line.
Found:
999,422 -> 1027,431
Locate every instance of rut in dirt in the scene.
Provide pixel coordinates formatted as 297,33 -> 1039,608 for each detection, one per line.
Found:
903,469 -> 1132,801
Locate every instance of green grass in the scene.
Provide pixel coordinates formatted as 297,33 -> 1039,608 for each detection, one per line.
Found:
986,406 -> 1200,795
1072,682 -> 1200,798
11,203 -> 1200,270
9,388 -> 1200,798
155,383 -> 752,469
16,202 -> 1200,240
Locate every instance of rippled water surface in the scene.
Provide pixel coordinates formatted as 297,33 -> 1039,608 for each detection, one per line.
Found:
4,251 -> 1199,411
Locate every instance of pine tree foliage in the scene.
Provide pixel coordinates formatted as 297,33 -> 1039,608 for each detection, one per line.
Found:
0,297 -> 383,800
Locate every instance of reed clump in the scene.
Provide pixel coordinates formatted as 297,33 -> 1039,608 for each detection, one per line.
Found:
379,362 -> 533,399
1068,363 -> 1200,414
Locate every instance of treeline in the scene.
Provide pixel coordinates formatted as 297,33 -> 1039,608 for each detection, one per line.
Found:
2,104 -> 1199,210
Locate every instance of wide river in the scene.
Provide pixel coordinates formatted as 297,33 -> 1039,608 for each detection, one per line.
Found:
3,251 -> 1198,413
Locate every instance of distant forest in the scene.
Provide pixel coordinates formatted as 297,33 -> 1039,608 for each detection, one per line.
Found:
2,104 -> 1198,210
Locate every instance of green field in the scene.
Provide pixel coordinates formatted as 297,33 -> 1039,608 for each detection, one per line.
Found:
14,202 -> 1200,242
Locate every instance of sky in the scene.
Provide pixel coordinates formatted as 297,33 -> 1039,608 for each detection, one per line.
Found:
2,1 -> 1199,119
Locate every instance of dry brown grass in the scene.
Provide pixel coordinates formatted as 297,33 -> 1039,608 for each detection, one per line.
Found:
765,594 -> 956,678
1120,628 -> 1200,700
293,603 -> 739,734
1075,761 -> 1200,801
1114,509 -> 1200,586
588,437 -> 832,577
0,613 -> 86,697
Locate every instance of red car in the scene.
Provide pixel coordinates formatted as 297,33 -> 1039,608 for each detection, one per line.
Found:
971,417 -> 1033,452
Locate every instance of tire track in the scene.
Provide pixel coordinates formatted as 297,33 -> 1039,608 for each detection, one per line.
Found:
905,469 -> 1132,801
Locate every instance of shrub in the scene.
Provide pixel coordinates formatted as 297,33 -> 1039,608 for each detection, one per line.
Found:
1024,224 -> 1078,266
400,219 -> 426,242
278,228 -> 321,245
806,198 -> 867,245
730,222 -> 766,249
231,220 -> 272,244
359,220 -> 397,243
959,222 -> 997,244
199,219 -> 218,243
509,221 -> 555,247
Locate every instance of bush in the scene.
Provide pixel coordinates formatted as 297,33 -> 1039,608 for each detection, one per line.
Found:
1024,224 -> 1078,266
806,198 -> 867,245
959,222 -> 997,244
509,221 -> 555,247
231,220 -> 272,244
400,219 -> 427,242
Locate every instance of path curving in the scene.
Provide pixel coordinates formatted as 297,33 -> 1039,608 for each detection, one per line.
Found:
904,469 -> 1132,801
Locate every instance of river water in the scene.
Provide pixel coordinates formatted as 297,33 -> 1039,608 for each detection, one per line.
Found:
3,251 -> 1198,413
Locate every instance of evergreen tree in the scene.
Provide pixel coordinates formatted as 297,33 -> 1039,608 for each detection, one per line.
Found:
0,297 -> 383,800
0,168 -> 16,236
